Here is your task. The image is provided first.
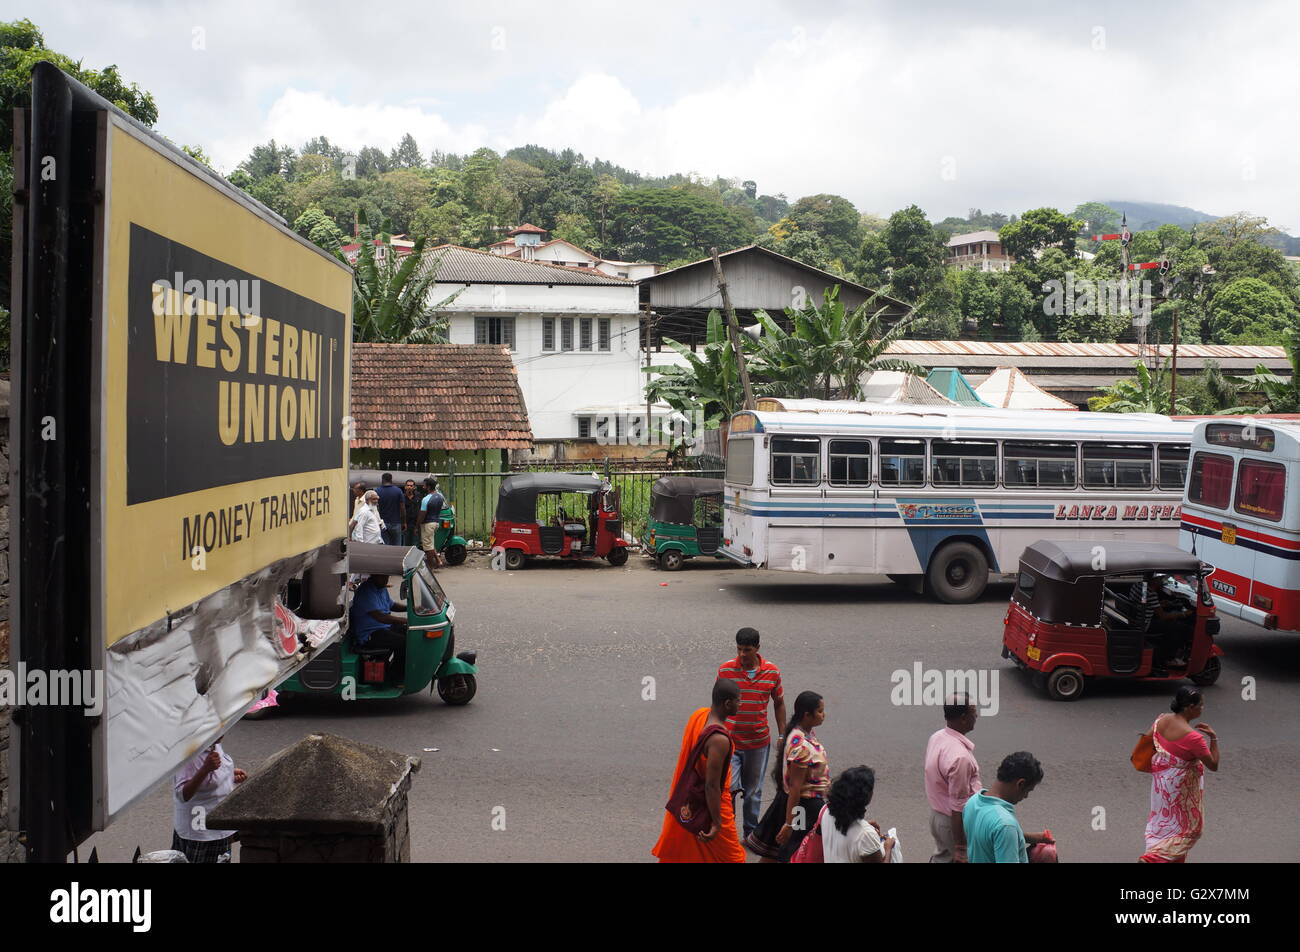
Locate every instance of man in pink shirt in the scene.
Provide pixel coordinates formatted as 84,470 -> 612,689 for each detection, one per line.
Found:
924,694 -> 981,863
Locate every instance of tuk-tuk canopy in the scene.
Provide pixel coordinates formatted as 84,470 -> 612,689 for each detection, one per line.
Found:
649,476 -> 724,525
1020,540 -> 1204,583
495,473 -> 605,523
348,541 -> 420,576
1015,540 -> 1204,626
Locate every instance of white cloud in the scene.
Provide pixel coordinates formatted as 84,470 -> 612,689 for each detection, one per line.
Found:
27,0 -> 1300,228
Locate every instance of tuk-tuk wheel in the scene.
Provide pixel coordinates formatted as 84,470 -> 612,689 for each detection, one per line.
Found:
1189,655 -> 1221,687
504,549 -> 526,570
444,544 -> 467,566
1045,667 -> 1085,701
607,547 -> 629,567
659,550 -> 684,571
437,673 -> 477,705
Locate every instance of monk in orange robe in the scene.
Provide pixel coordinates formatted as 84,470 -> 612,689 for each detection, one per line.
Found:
652,679 -> 746,863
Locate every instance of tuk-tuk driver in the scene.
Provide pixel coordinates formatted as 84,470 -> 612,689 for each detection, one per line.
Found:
350,574 -> 408,668
1150,574 -> 1196,668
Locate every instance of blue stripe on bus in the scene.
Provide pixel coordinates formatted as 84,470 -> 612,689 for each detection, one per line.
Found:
1181,522 -> 1300,561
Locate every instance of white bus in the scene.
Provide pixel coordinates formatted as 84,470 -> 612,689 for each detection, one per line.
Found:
1180,419 -> 1300,632
720,399 -> 1197,602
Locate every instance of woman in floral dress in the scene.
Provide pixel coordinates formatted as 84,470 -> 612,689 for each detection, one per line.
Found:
1141,687 -> 1220,862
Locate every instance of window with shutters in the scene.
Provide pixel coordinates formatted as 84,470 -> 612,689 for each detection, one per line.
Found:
598,318 -> 611,351
474,316 -> 515,351
579,318 -> 593,351
542,317 -> 555,351
560,318 -> 574,351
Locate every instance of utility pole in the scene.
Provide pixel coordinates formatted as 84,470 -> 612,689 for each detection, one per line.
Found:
643,305 -> 659,448
1170,300 -> 1179,408
710,247 -> 755,411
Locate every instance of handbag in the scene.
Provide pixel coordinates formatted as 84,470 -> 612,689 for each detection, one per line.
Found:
666,724 -> 733,835
1130,727 -> 1155,773
790,805 -> 827,864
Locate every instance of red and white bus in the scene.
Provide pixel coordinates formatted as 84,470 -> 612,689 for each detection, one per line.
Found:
1180,420 -> 1300,632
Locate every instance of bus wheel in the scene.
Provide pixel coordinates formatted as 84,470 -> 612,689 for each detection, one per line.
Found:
659,550 -> 684,571
927,542 -> 988,604
1189,655 -> 1221,687
504,549 -> 526,570
1045,667 -> 1085,701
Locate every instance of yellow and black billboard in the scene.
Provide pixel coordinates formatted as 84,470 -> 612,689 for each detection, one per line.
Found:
103,121 -> 351,643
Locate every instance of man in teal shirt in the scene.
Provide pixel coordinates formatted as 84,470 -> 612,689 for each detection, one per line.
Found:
963,751 -> 1049,863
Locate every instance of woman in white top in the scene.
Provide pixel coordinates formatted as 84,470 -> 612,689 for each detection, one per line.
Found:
820,766 -> 895,863
350,490 -> 385,544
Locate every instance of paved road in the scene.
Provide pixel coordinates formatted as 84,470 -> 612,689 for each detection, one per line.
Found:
83,553 -> 1300,862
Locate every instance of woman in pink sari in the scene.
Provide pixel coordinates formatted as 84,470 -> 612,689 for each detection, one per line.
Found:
1141,687 -> 1220,863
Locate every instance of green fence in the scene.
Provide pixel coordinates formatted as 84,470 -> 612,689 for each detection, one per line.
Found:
435,458 -> 724,543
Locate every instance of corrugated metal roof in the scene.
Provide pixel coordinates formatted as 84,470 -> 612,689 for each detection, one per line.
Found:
885,340 -> 1286,359
946,230 -> 1002,246
420,245 -> 634,286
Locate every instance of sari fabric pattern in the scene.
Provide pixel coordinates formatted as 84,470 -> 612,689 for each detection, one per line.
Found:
1142,719 -> 1209,863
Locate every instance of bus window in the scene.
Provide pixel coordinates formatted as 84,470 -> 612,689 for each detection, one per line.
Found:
1158,444 -> 1190,490
1003,441 -> 1077,488
1082,443 -> 1152,489
771,436 -> 821,485
879,438 -> 926,486
1235,458 -> 1286,521
828,439 -> 871,486
726,437 -> 754,486
1188,452 -> 1233,509
931,440 -> 997,487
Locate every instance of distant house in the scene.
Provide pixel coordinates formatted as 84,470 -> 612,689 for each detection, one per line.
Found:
946,230 -> 1013,272
488,223 -> 658,281
419,245 -> 671,454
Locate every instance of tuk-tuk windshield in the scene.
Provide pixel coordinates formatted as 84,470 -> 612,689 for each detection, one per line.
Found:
411,565 -> 448,616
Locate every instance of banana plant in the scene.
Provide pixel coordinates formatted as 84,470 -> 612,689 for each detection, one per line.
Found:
644,309 -> 745,427
1241,335 -> 1300,412
747,285 -> 923,400
1096,359 -> 1193,415
340,210 -> 460,342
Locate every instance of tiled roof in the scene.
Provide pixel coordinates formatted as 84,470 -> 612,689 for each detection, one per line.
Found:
508,223 -> 548,235
350,343 -> 533,450
421,244 -> 634,285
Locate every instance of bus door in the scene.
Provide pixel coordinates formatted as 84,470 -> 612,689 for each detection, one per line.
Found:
766,435 -> 825,572
822,438 -> 877,573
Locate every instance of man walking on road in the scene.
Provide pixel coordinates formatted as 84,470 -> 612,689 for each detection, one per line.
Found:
963,751 -> 1049,863
717,627 -> 785,842
418,478 -> 447,570
652,679 -> 745,863
924,694 -> 981,863
375,473 -> 405,546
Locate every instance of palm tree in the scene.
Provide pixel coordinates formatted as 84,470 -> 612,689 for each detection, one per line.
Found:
748,285 -> 923,400
1242,336 -> 1300,412
1095,359 -> 1193,414
342,211 -> 459,343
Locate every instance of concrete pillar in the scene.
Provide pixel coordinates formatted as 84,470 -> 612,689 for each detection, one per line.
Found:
207,732 -> 420,863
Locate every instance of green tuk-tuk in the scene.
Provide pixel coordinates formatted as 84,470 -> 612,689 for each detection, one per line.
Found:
278,542 -> 478,704
642,476 -> 725,571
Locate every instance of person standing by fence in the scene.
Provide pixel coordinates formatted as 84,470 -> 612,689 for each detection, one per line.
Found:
402,479 -> 422,547
376,473 -> 405,546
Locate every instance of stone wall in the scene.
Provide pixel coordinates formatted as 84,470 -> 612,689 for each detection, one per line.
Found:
0,378 -> 22,862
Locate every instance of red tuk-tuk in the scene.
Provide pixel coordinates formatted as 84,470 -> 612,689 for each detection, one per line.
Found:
1002,540 -> 1223,701
491,473 -> 630,569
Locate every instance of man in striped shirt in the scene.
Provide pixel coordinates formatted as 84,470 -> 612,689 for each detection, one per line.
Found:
717,627 -> 786,841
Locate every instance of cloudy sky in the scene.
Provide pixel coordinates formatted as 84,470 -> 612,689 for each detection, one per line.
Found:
17,0 -> 1300,229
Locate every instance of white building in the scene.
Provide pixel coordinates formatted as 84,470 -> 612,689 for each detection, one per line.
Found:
488,223 -> 658,281
425,245 -> 665,448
